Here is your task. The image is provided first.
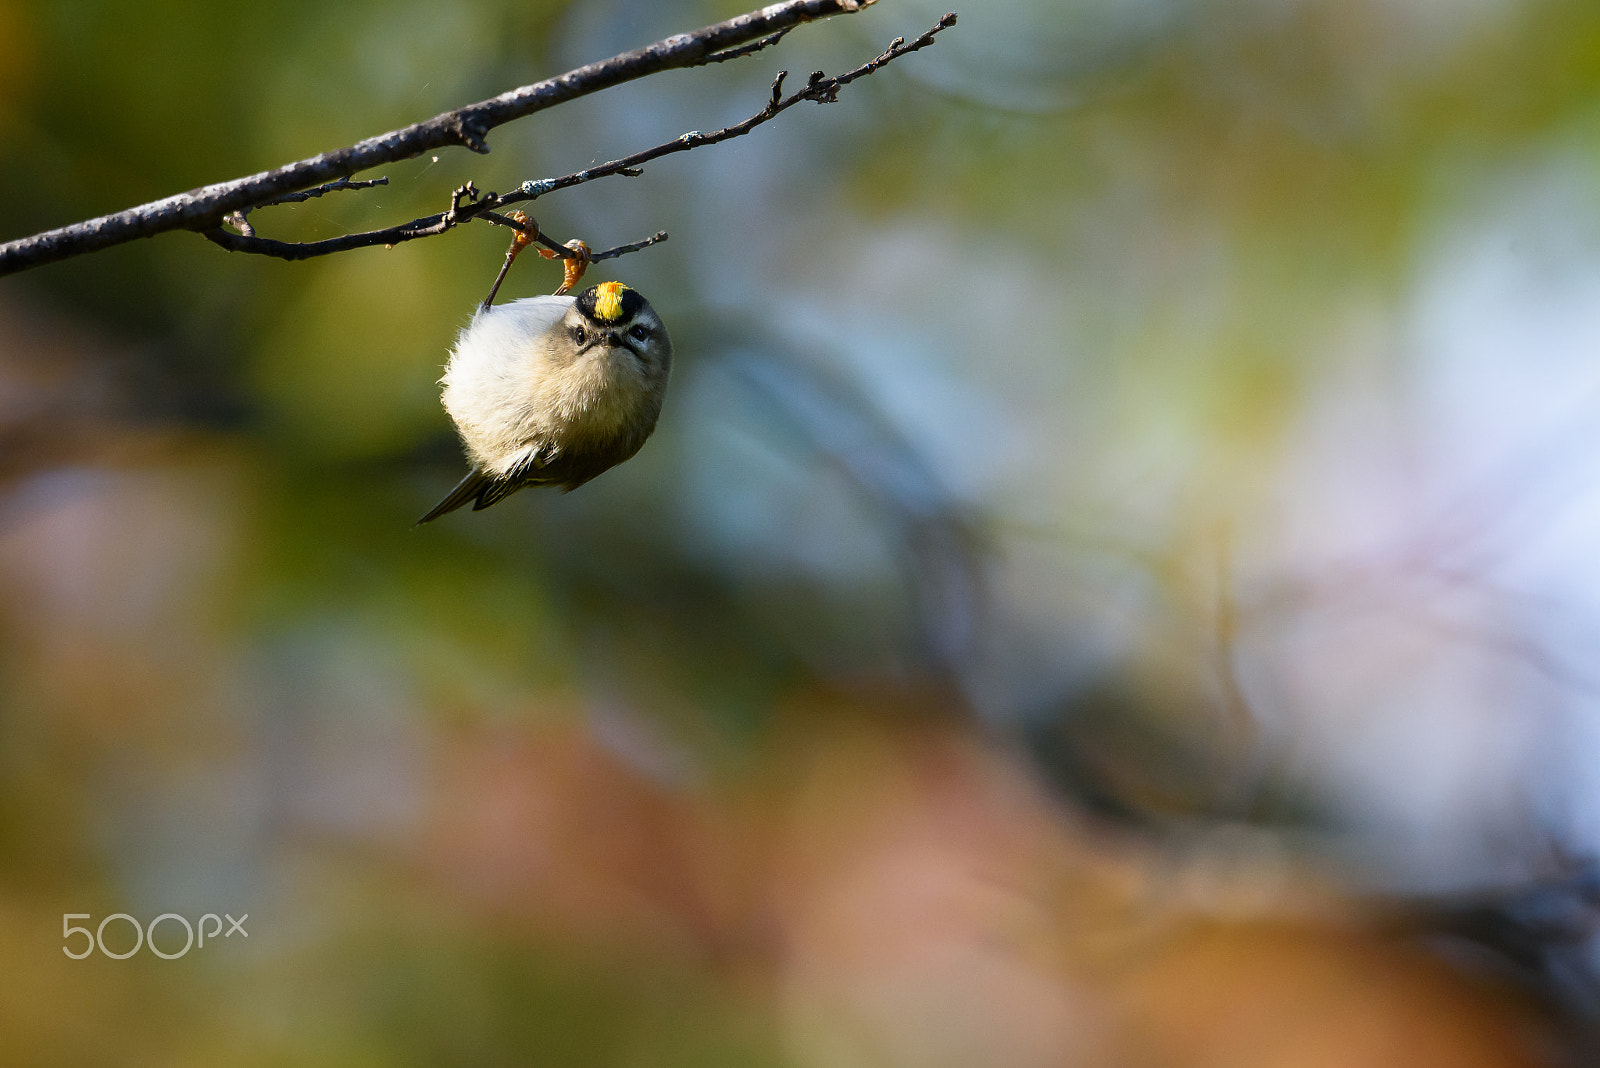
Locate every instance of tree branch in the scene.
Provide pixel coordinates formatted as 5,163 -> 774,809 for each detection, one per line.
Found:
190,12 -> 956,269
499,13 -> 958,209
0,0 -> 887,276
199,181 -> 667,266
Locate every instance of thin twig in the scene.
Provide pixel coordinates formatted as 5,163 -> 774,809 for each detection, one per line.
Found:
502,14 -> 958,209
203,190 -> 667,272
0,0 -> 886,276
508,14 -> 958,205
201,219 -> 449,260
215,176 -> 395,246
592,231 -> 669,262
257,176 -> 390,209
200,184 -> 663,265
694,28 -> 793,65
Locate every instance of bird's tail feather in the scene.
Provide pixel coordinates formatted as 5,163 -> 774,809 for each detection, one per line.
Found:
416,468 -> 497,525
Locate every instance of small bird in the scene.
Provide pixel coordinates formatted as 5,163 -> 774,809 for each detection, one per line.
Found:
418,280 -> 672,523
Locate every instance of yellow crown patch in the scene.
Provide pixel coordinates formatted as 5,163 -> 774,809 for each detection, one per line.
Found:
593,281 -> 630,321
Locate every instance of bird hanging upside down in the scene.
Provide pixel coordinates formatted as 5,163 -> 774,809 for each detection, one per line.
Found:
418,278 -> 672,524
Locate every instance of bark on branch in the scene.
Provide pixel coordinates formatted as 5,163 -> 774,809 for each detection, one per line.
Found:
0,0 -> 908,276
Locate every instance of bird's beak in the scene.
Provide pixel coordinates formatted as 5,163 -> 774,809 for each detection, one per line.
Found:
604,329 -> 642,356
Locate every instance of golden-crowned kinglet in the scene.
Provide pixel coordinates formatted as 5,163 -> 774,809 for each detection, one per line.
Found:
418,280 -> 672,523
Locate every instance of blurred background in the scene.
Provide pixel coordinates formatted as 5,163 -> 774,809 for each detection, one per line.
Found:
5,0 -> 1600,1063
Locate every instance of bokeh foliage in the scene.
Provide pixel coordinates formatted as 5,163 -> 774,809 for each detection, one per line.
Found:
5,0 -> 1600,1064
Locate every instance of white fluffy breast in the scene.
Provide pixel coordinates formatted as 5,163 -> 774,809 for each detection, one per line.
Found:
439,296 -> 573,475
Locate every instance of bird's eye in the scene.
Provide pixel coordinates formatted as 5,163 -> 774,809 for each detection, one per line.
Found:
629,324 -> 650,342
571,325 -> 587,345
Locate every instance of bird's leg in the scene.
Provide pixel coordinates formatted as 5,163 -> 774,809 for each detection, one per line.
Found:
544,239 -> 591,295
482,211 -> 539,311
